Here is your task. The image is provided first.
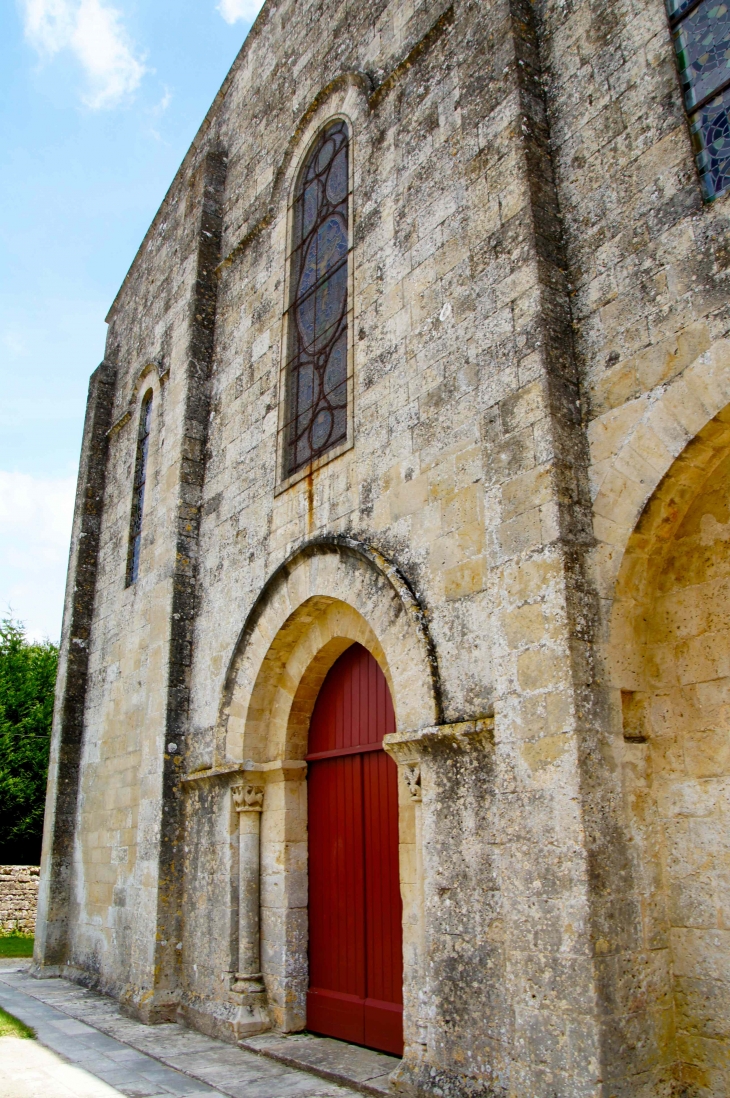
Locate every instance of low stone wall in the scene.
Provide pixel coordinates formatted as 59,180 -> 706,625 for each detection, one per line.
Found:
0,865 -> 40,934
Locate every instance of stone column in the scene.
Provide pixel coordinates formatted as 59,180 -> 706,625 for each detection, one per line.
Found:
394,752 -> 428,1051
230,782 -> 269,1036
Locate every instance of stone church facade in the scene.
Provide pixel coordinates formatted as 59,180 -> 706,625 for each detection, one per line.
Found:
33,0 -> 730,1094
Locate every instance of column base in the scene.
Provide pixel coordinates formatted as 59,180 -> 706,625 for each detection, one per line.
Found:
230,972 -> 264,994
28,962 -> 63,979
229,974 -> 269,1038
232,994 -> 270,1039
178,989 -> 270,1043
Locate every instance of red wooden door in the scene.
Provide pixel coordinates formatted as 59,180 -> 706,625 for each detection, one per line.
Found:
306,643 -> 403,1056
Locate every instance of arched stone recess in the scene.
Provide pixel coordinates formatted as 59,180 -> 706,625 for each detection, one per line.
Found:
215,536 -> 440,1035
217,71 -> 372,276
107,360 -> 169,438
607,405 -> 730,692
270,71 -> 372,217
604,402 -> 730,1095
590,337 -> 730,607
218,535 -> 440,763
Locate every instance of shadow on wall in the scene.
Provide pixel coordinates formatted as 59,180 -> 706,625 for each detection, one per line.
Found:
610,405 -> 730,1097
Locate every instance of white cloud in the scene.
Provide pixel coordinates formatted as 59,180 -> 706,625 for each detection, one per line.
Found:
217,0 -> 264,25
20,0 -> 145,108
22,0 -> 75,53
0,472 -> 77,643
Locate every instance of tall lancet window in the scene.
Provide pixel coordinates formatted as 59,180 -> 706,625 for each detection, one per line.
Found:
126,390 -> 153,586
667,0 -> 730,199
283,120 -> 350,478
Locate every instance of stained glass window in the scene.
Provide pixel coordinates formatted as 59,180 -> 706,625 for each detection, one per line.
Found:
283,120 -> 350,478
126,391 -> 153,586
668,0 -> 730,198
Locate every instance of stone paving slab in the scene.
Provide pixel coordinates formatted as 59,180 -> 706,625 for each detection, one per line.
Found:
0,978 -> 220,1097
0,1035 -> 125,1098
0,965 -> 363,1098
240,1034 -> 398,1096
0,956 -> 33,970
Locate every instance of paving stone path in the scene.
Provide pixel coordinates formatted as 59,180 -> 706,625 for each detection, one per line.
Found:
0,1035 -> 127,1098
0,965 -> 394,1098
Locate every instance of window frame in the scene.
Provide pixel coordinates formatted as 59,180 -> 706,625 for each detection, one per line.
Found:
275,115 -> 355,494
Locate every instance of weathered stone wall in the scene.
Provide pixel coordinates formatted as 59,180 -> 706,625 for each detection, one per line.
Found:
35,0 -> 730,1094
0,866 -> 39,935
182,0 -> 605,1089
537,0 -> 730,1093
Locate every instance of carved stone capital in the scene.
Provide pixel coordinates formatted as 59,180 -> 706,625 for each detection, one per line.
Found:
232,784 -> 264,812
402,763 -> 422,803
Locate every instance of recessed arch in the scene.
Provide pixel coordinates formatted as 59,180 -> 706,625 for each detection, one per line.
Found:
269,72 -> 372,220
129,360 -> 165,404
217,536 -> 441,765
215,537 -> 439,1035
607,402 -> 730,691
591,337 -> 730,604
606,400 -> 730,1093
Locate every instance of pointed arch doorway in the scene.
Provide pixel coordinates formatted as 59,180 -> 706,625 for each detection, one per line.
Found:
306,642 -> 403,1056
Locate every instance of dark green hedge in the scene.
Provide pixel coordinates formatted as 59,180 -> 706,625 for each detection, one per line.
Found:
0,618 -> 57,865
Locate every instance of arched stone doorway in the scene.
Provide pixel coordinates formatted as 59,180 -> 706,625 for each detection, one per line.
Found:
608,406 -> 730,1096
214,538 -> 439,1057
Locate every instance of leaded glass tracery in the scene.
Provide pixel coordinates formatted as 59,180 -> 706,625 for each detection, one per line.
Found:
283,120 -> 350,478
668,0 -> 730,199
126,391 -> 153,586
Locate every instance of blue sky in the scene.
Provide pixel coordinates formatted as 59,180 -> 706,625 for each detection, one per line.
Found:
0,0 -> 264,641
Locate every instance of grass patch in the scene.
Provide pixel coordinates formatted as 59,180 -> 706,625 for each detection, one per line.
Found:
0,934 -> 34,957
0,1005 -> 34,1039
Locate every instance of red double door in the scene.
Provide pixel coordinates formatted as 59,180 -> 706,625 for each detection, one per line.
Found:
306,643 -> 404,1056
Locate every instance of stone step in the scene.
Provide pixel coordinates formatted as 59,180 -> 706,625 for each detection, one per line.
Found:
240,1031 -> 400,1097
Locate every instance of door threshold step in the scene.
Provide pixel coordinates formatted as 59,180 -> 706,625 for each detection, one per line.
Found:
239,1031 -> 400,1097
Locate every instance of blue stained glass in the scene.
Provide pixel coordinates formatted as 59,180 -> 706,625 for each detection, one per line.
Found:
297,362 -> 315,415
316,261 -> 347,332
311,407 -> 333,449
285,120 -> 350,476
298,216 -> 347,297
326,148 -> 348,204
666,0 -> 698,19
302,182 -> 319,235
690,83 -> 730,197
295,267 -> 347,350
673,0 -> 730,109
324,331 -> 347,397
296,292 -> 316,348
316,138 -> 337,174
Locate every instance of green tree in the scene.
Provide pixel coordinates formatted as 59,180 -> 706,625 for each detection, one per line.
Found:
0,617 -> 57,865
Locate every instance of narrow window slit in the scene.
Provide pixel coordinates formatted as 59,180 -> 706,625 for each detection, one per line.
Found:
126,390 -> 153,586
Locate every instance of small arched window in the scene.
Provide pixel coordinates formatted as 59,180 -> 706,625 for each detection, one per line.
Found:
283,120 -> 350,478
126,390 -> 153,586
